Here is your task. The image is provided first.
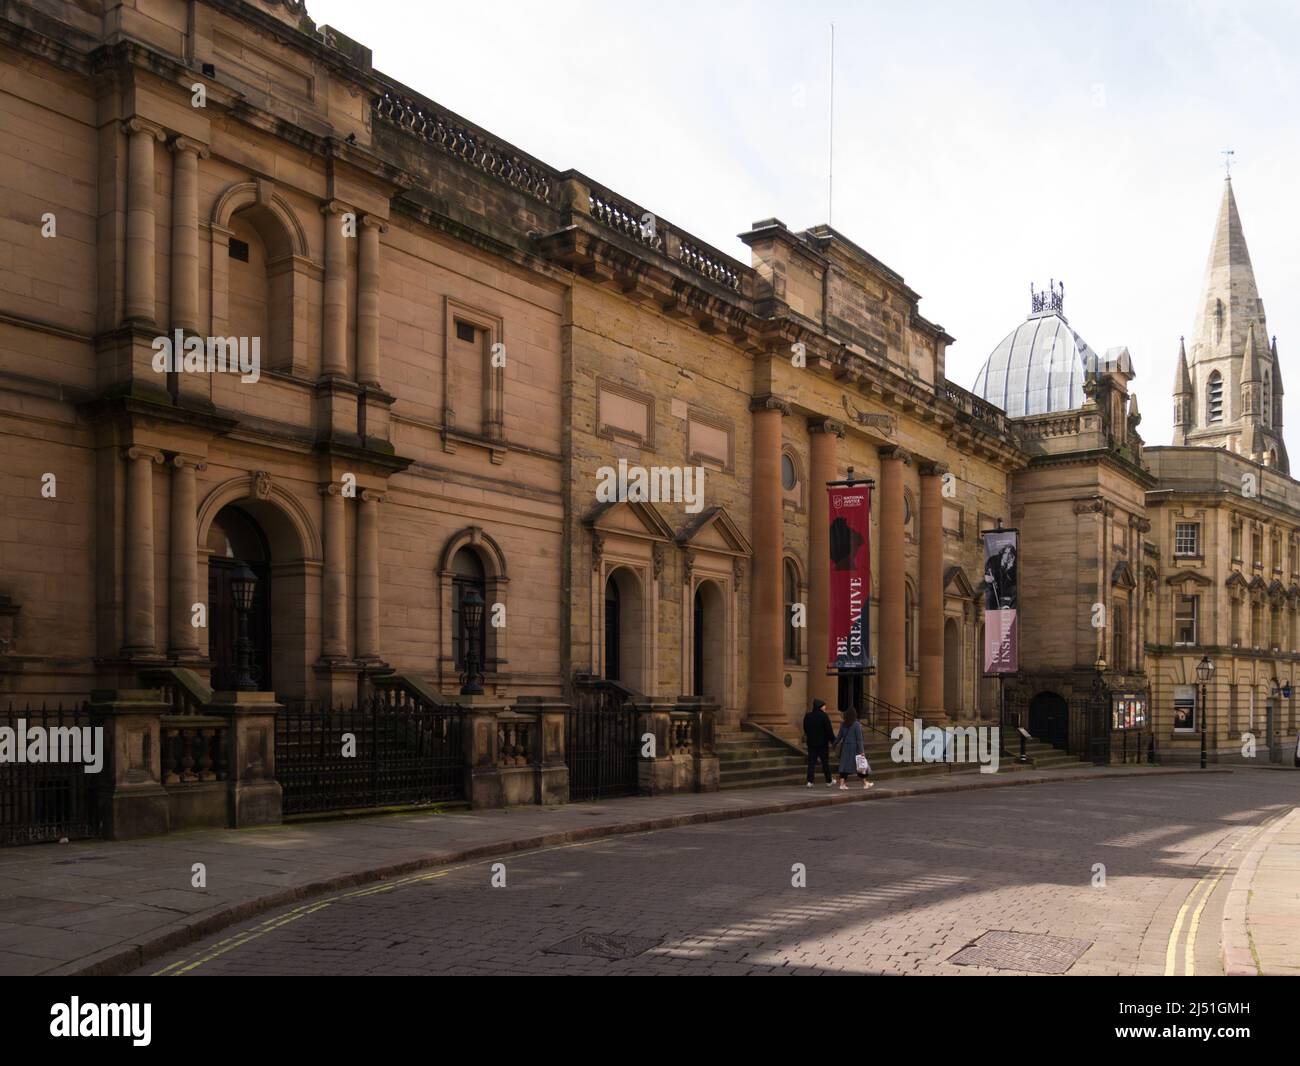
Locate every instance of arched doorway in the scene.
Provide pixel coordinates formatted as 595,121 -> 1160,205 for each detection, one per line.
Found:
604,567 -> 644,692
1029,691 -> 1069,750
943,617 -> 961,715
206,505 -> 272,692
693,580 -> 725,699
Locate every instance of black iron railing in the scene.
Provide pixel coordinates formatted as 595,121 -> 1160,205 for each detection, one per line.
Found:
275,698 -> 466,815
568,676 -> 642,801
1,702 -> 101,846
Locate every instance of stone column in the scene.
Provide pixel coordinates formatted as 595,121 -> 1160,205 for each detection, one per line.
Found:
807,419 -> 843,711
877,447 -> 909,710
168,455 -> 206,657
168,137 -> 208,334
356,489 -> 383,662
320,481 -> 348,660
321,201 -> 350,378
748,396 -> 788,727
919,461 -> 947,721
357,215 -> 385,387
123,446 -> 163,656
124,119 -> 166,324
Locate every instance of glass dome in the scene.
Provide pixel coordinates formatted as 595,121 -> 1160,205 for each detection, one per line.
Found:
972,305 -> 1100,418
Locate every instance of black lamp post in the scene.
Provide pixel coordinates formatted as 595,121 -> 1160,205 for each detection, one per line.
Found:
230,562 -> 259,691
1196,655 -> 1215,770
1093,656 -> 1107,764
459,586 -> 485,696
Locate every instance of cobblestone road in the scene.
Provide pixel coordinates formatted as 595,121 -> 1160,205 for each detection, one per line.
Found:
138,773 -> 1297,976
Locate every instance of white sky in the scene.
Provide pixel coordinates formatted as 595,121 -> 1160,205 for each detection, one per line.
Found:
307,0 -> 1300,448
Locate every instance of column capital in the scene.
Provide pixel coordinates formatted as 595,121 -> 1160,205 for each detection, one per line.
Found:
808,417 -> 846,438
321,199 -> 354,217
319,481 -> 344,497
918,459 -> 950,478
878,444 -> 912,465
360,213 -> 389,234
750,393 -> 792,416
123,445 -> 165,464
122,117 -> 167,141
168,135 -> 210,159
359,489 -> 386,504
167,453 -> 208,472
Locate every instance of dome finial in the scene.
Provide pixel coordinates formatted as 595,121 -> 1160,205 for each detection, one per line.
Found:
1030,279 -> 1065,316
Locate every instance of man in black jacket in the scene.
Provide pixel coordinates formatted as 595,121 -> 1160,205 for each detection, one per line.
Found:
803,698 -> 836,787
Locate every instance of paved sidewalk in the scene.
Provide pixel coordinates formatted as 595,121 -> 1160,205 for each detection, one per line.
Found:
0,764 -> 1215,976
1222,802 -> 1300,976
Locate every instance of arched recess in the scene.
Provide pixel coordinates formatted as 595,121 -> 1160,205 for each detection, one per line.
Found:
782,555 -> 803,664
693,578 -> 727,700
438,526 -> 510,688
943,617 -> 961,714
605,566 -> 646,692
208,179 -> 315,376
195,473 -> 319,700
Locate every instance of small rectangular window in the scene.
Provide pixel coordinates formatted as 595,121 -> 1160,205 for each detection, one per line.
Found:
1173,522 -> 1200,557
228,238 -> 250,262
455,320 -> 477,343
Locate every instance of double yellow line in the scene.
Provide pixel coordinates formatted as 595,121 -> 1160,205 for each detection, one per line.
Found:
1163,813 -> 1278,976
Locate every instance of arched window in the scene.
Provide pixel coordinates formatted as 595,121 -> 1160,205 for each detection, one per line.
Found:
1207,371 -> 1224,423
783,559 -> 800,663
1231,596 -> 1241,645
451,547 -> 487,670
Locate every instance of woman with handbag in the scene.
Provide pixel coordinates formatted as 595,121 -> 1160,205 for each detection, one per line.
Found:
834,707 -> 873,790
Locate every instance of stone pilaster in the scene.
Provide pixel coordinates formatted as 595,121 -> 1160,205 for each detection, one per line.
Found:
167,454 -> 206,657
123,446 -> 164,656
168,137 -> 208,334
748,395 -> 789,727
918,460 -> 947,721
319,482 -> 348,661
877,446 -> 909,710
321,200 -> 351,378
357,214 -> 385,387
807,419 -> 844,711
355,489 -> 384,663
123,119 -> 166,324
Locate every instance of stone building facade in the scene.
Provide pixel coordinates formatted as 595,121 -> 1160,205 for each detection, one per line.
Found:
2,0 -> 1290,778
0,0 -> 1024,747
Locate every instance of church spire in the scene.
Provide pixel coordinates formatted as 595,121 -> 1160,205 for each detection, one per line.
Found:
1173,336 -> 1191,394
1188,177 -> 1265,367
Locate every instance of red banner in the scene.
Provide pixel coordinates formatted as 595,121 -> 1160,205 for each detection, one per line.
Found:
982,529 -> 1019,673
828,484 -> 871,670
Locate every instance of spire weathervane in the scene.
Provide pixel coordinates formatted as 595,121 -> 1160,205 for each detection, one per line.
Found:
1221,148 -> 1235,178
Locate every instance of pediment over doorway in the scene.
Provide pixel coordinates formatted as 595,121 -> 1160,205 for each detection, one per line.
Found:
583,499 -> 675,542
944,565 -> 978,600
674,506 -> 753,557
1111,561 -> 1136,590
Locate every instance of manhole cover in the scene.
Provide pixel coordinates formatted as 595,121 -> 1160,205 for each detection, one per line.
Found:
545,931 -> 661,960
949,930 -> 1090,974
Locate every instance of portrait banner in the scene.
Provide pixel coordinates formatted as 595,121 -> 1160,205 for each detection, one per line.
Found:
982,529 -> 1019,673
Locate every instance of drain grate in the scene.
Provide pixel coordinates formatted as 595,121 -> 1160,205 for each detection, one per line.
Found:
949,930 -> 1091,974
544,931 -> 661,961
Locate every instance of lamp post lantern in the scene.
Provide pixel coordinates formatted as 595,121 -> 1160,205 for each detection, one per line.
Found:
459,586 -> 485,696
1196,655 -> 1215,770
230,562 -> 259,691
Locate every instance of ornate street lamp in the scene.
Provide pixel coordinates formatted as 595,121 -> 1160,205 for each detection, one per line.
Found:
1092,656 -> 1107,764
459,585 -> 485,696
1196,655 -> 1215,770
230,562 -> 259,691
